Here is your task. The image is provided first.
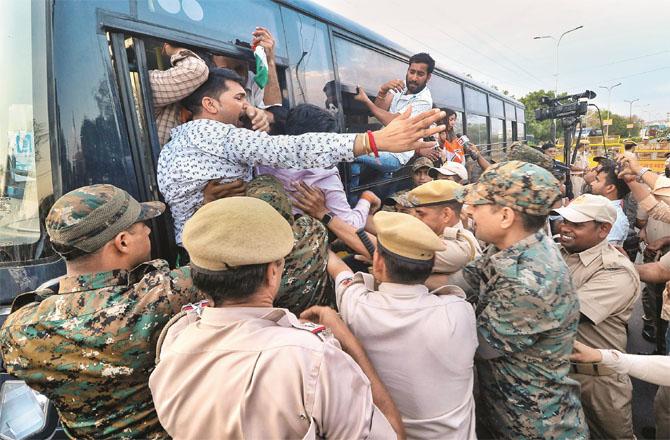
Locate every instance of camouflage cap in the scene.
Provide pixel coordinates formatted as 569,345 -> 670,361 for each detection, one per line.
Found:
411,157 -> 434,172
383,190 -> 410,207
46,184 -> 164,253
246,174 -> 293,225
456,160 -> 561,216
507,142 -> 554,172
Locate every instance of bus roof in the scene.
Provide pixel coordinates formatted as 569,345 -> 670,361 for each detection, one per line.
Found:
279,0 -> 524,107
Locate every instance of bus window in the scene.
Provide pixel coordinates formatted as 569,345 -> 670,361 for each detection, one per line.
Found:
489,97 -> 505,119
464,87 -> 488,116
466,114 -> 489,148
490,118 -> 505,162
431,75 -> 464,110
333,36 -> 407,94
280,7 -> 336,111
0,0 -> 56,265
505,102 -> 517,122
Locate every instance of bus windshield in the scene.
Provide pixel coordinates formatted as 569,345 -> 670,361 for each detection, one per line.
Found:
0,0 -> 55,264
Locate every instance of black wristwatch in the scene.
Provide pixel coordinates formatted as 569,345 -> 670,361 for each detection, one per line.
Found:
320,211 -> 335,226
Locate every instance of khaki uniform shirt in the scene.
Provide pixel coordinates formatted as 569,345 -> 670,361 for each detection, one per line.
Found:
149,307 -> 394,439
659,252 -> 670,321
637,174 -> 670,226
335,271 -> 478,440
434,221 -> 482,274
0,260 -> 203,439
562,240 -> 640,351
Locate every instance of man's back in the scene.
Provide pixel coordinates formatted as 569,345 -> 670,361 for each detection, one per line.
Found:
335,271 -> 477,439
149,307 -> 392,439
0,260 -> 201,439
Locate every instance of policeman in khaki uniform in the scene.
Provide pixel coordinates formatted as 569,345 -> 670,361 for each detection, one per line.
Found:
148,197 -> 404,439
458,161 -> 588,439
554,194 -> 640,439
407,180 -> 481,294
0,184 -> 206,439
329,211 -> 478,439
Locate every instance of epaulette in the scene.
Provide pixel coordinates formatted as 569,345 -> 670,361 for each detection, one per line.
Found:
10,288 -> 54,313
290,320 -> 329,342
443,227 -> 478,261
155,300 -> 209,365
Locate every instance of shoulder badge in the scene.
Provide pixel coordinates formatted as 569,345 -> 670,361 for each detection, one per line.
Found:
290,321 -> 329,342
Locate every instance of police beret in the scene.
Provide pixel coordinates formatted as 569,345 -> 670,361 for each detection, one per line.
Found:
373,211 -> 445,261
407,180 -> 463,207
183,197 -> 294,271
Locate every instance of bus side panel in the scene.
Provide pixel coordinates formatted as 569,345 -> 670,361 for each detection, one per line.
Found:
52,0 -> 141,200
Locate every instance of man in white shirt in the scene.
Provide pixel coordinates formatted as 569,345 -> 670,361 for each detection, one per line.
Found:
350,53 -> 437,187
588,160 -> 630,245
328,210 -> 478,439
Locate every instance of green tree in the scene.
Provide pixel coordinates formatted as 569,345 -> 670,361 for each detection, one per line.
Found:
518,89 -> 556,142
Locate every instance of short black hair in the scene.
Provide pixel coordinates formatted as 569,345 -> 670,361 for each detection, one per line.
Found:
181,67 -> 245,115
285,104 -> 340,135
541,142 -> 556,152
518,212 -> 549,232
378,243 -> 434,284
423,200 -> 463,216
191,263 -> 268,303
409,53 -> 435,74
598,162 -> 631,199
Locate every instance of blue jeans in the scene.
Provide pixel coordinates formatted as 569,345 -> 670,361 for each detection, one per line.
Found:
349,153 -> 402,188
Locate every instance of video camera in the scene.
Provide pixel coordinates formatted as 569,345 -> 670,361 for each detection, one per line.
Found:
534,90 -> 596,121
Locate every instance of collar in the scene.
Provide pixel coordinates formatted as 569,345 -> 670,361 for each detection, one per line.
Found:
489,230 -> 544,263
200,306 -> 294,326
454,220 -> 465,230
58,259 -> 168,294
377,282 -> 429,298
562,239 -> 609,267
59,269 -> 129,294
610,199 -> 623,208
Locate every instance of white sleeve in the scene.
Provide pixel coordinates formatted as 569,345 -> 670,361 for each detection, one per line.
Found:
601,349 -> 670,386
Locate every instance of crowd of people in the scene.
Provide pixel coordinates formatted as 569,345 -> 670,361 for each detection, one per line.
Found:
1,25 -> 669,440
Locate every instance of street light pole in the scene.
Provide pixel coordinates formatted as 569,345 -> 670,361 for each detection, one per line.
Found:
624,98 -> 639,137
598,82 -> 622,144
534,25 -> 584,143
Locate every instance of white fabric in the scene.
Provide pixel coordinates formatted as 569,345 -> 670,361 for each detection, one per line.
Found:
606,199 -> 629,246
335,271 -> 477,439
388,86 -> 433,165
601,349 -> 670,387
245,72 -> 280,110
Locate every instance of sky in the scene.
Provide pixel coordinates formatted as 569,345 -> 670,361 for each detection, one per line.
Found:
314,0 -> 670,123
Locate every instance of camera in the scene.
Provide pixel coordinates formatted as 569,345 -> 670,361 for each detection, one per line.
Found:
534,90 -> 596,122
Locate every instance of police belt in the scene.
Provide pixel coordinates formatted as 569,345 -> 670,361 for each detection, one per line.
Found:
571,362 -> 616,376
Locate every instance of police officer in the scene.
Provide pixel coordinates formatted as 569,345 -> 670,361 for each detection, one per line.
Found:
407,180 -> 481,293
0,184 -> 206,439
328,211 -> 478,439
149,197 -> 404,439
555,194 -> 640,439
458,161 -> 588,439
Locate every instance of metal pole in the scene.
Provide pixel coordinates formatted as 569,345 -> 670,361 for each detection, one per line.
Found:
534,26 -> 583,145
625,98 -> 639,137
599,82 -> 621,146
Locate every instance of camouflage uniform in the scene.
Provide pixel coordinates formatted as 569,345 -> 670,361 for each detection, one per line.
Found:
458,161 -> 588,439
0,184 -> 205,439
247,175 -> 331,314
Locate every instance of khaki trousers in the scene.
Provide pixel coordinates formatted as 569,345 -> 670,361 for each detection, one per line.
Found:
572,372 -> 634,439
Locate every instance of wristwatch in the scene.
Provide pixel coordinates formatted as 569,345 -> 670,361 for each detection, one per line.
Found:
320,211 -> 335,226
637,167 -> 651,178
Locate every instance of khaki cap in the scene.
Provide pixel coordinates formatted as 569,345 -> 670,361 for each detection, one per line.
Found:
428,162 -> 468,181
412,157 -> 434,172
373,211 -> 445,261
552,194 -> 616,224
46,184 -> 164,253
407,180 -> 463,207
183,197 -> 294,271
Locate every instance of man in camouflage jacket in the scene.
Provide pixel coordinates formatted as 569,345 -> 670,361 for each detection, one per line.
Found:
458,161 -> 589,439
0,184 -> 208,439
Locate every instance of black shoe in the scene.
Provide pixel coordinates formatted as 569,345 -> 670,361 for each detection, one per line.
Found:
641,326 -> 657,343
